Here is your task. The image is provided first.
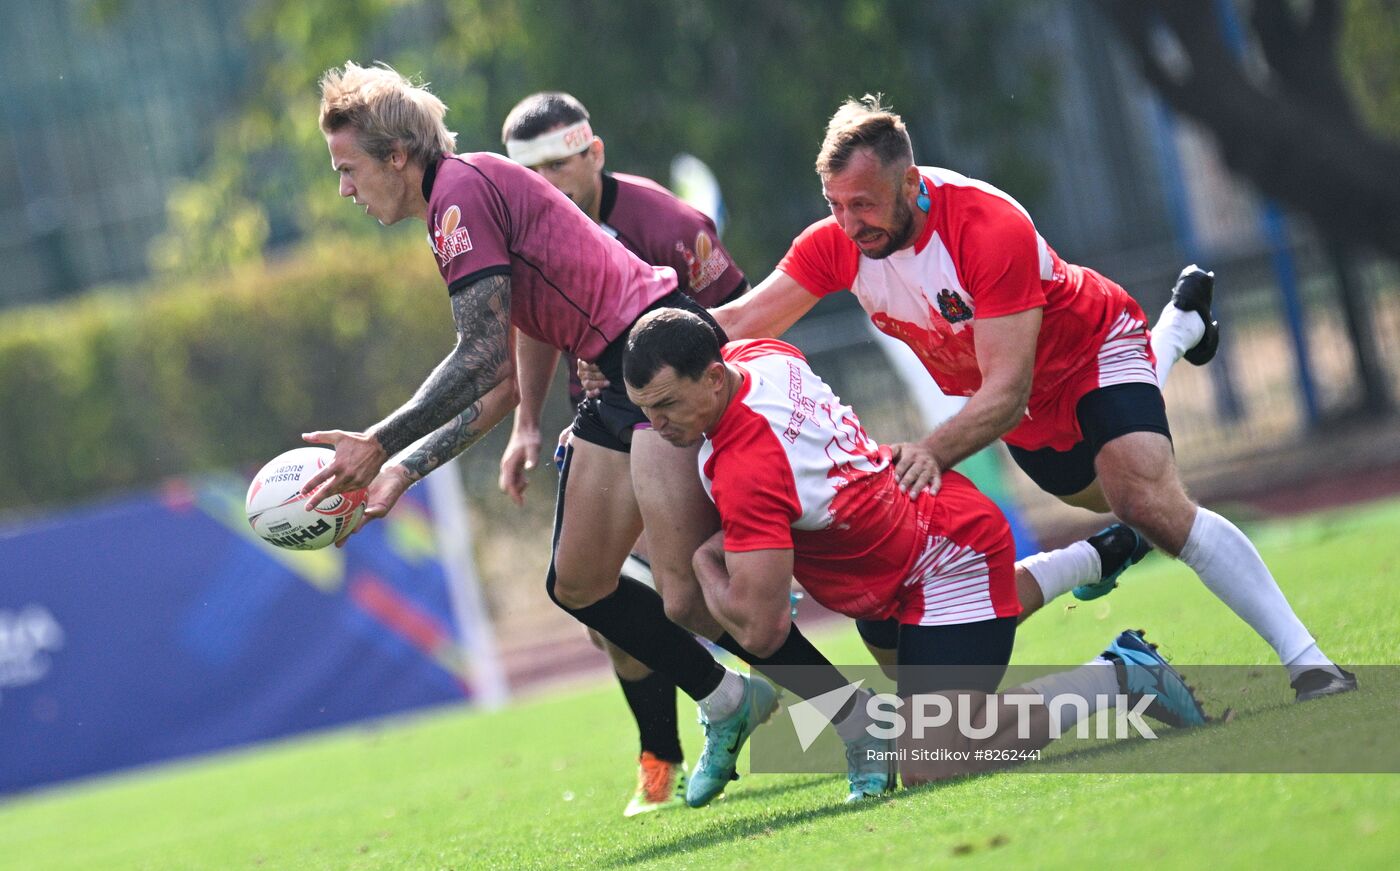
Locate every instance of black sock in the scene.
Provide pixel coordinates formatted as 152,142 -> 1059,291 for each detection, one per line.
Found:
617,671 -> 683,763
713,624 -> 858,720
1088,524 -> 1153,578
561,576 -> 725,700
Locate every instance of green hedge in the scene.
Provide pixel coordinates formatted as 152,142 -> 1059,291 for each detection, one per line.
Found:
0,236 -> 460,514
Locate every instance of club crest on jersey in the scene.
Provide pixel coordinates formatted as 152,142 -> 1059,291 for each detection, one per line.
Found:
936,288 -> 974,324
431,204 -> 473,265
677,231 -> 730,293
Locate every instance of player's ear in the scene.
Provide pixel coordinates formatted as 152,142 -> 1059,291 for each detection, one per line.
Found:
705,360 -> 726,389
589,137 -> 605,169
389,143 -> 409,171
902,164 -> 921,196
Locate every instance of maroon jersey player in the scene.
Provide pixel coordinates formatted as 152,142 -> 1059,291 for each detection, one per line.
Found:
496,91 -> 750,816
300,65 -> 889,808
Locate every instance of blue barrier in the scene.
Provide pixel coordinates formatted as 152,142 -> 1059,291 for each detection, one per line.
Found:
0,476 -> 473,795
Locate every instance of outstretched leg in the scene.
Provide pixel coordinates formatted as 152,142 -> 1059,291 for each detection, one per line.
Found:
1095,431 -> 1353,699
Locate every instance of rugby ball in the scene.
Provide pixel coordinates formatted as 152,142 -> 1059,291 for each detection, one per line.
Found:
245,447 -> 367,550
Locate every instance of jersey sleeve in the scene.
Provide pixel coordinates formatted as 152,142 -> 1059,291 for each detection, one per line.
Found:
689,215 -> 748,307
954,198 -> 1046,319
776,218 -> 860,298
641,201 -> 746,308
431,165 -> 513,295
708,409 -> 801,553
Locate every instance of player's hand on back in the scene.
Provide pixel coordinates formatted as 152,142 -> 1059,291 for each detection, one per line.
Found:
498,426 -> 542,506
890,441 -> 942,498
299,429 -> 390,507
576,358 -> 609,397
336,465 -> 413,548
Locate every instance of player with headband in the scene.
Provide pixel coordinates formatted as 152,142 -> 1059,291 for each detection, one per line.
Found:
499,91 -> 749,817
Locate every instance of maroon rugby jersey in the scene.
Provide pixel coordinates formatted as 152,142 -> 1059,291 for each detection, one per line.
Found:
423,153 -> 676,360
553,171 -> 747,403
599,172 -> 745,308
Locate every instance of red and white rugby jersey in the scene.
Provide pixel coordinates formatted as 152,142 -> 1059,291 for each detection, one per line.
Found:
778,166 -> 1144,450
423,153 -> 676,361
700,339 -> 929,619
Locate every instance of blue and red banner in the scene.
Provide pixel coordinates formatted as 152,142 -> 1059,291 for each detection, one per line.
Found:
0,476 -> 476,795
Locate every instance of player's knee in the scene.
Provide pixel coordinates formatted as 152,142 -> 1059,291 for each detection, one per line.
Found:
1103,485 -> 1161,533
548,564 -> 614,611
1106,484 -> 1194,551
737,627 -> 785,660
730,615 -> 790,659
660,588 -> 706,632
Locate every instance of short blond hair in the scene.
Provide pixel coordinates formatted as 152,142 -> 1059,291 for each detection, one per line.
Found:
318,61 -> 456,168
815,94 -> 914,176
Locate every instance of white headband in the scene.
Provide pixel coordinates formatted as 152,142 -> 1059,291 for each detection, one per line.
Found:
505,120 -> 595,166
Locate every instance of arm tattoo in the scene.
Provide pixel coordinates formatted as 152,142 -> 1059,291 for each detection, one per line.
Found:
400,401 -> 486,480
373,273 -> 511,457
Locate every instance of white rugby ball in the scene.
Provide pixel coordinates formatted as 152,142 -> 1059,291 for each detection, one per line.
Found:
245,447 -> 368,550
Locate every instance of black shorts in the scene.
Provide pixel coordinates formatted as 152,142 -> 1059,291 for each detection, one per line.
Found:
571,291 -> 728,453
857,616 -> 1018,696
1006,382 -> 1172,497
564,280 -> 749,406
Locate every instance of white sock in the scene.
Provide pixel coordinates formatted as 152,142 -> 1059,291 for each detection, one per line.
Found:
834,690 -> 875,742
1018,657 -> 1120,733
1020,541 -> 1101,605
1178,507 -> 1340,679
698,668 -> 746,722
1150,300 -> 1206,387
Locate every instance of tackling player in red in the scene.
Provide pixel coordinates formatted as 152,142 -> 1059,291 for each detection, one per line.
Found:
622,308 -> 1208,787
697,96 -> 1352,701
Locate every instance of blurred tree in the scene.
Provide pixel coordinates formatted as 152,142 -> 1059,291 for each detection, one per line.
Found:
1095,0 -> 1399,418
1342,0 -> 1400,138
148,0 -> 1052,278
1093,0 -> 1400,263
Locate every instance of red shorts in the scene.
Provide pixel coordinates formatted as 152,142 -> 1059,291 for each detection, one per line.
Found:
1004,271 -> 1158,453
892,474 -> 1021,626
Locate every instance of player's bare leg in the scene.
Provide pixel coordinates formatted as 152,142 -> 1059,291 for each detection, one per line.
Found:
628,429 -> 725,638
548,438 -> 756,763
627,428 -> 789,806
1094,431 -> 1354,700
551,439 -> 643,609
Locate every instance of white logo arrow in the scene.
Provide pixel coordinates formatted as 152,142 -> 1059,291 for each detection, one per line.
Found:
788,679 -> 865,751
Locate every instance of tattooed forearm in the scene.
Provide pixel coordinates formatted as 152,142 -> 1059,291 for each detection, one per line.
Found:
372,273 -> 512,457
400,402 -> 487,480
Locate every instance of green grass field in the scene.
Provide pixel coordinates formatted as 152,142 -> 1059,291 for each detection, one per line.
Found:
4,499 -> 1399,870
